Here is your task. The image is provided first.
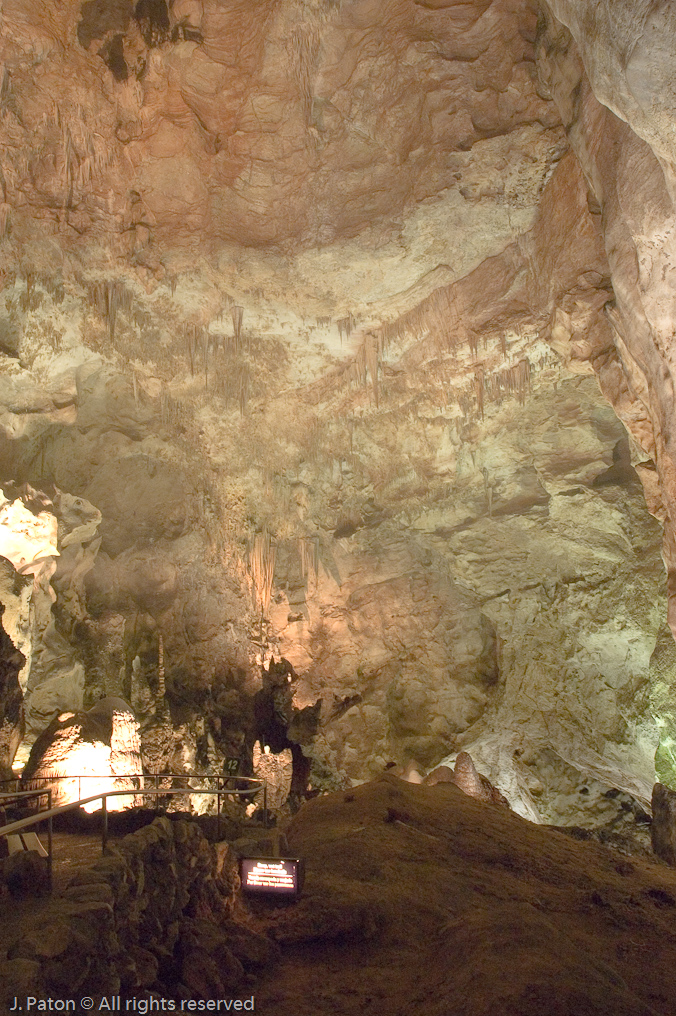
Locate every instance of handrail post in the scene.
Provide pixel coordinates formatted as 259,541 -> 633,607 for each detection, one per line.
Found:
102,795 -> 108,854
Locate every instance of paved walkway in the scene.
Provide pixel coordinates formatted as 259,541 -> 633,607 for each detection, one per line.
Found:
0,831 -> 106,957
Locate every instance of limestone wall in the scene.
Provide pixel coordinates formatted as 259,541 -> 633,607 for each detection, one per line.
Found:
1,817 -> 278,1004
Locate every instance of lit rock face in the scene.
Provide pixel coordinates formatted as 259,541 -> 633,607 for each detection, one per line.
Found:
536,6 -> 676,636
22,488 -> 103,734
0,0 -> 561,315
272,375 -> 668,810
0,567 -> 26,779
22,696 -> 142,809
0,484 -> 60,773
0,483 -> 104,755
0,0 -> 673,823
0,485 -> 58,584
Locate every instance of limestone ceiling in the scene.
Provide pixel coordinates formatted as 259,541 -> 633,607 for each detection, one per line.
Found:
0,0 -> 562,324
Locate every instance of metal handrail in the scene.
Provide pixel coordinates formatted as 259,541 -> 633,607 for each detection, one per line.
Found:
3,772 -> 264,791
0,788 -> 53,886
0,779 -> 270,891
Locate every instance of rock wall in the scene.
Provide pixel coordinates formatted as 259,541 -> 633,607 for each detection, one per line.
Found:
3,816 -> 276,1003
0,0 -> 675,824
536,6 -> 676,633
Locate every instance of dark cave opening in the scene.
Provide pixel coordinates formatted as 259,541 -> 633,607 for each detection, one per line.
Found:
98,34 -> 129,82
134,0 -> 170,48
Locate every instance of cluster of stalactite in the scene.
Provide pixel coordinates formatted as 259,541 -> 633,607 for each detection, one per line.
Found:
347,332 -> 383,405
159,389 -> 192,428
298,535 -> 319,589
86,278 -> 136,340
249,529 -> 276,613
176,306 -> 249,406
292,22 -> 321,123
337,313 -> 358,343
379,285 -> 463,350
471,359 -> 532,419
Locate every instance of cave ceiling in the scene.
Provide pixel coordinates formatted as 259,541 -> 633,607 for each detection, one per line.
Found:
1,0 -> 676,818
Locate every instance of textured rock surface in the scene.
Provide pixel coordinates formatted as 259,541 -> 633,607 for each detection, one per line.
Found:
5,815 -> 264,1000
651,782 -> 676,867
252,774 -> 676,1016
0,0 -> 674,827
22,696 -> 142,809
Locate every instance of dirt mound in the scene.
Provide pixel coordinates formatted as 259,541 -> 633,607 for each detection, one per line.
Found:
252,773 -> 676,1016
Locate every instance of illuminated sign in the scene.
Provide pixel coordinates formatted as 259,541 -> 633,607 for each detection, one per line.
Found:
240,856 -> 304,899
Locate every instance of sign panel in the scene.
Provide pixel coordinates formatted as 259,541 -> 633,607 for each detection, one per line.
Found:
240,856 -> 304,899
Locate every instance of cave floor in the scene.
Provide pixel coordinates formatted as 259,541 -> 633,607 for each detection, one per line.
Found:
0,831 -> 108,957
248,775 -> 676,1016
4,786 -> 676,1015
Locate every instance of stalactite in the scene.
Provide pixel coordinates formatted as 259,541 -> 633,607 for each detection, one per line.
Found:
474,370 -> 485,420
183,323 -> 199,376
337,313 -> 357,343
512,358 -> 531,404
249,530 -> 276,613
0,203 -> 11,238
86,279 -> 133,341
160,390 -> 186,426
239,364 -> 250,416
218,358 -> 250,415
316,315 -> 331,328
299,536 -> 319,589
365,333 -> 379,407
0,67 -> 11,106
201,326 -> 209,389
157,633 -> 165,699
232,305 -> 244,349
482,467 -> 493,518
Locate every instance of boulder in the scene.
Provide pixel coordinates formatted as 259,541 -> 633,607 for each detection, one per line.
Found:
651,782 -> 676,865
1,849 -> 50,896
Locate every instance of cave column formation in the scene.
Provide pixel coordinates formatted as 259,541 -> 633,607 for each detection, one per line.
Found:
0,0 -> 675,821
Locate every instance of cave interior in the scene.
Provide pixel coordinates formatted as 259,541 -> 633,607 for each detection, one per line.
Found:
3,0 -> 676,1012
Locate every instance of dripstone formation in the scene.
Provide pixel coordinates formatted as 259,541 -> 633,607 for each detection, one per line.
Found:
0,0 -> 675,827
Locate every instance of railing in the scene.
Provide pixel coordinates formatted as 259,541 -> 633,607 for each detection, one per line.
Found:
0,774 -> 268,892
2,771 -> 263,795
0,788 -> 54,885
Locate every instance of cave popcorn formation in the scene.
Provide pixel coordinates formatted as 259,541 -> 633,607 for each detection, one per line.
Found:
0,0 -> 674,832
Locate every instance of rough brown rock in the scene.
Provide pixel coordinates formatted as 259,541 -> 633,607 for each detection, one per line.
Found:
0,849 -> 50,897
651,782 -> 676,866
424,752 -> 509,806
